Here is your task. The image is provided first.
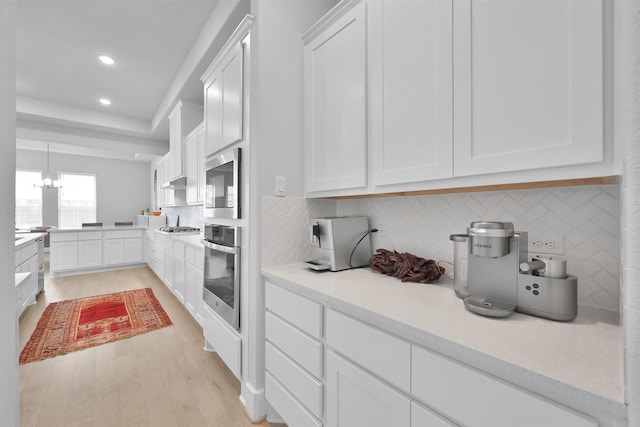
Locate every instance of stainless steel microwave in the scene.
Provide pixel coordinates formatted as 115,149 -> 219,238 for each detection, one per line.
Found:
204,147 -> 240,219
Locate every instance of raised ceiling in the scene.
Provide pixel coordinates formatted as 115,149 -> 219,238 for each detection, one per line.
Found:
16,0 -> 243,161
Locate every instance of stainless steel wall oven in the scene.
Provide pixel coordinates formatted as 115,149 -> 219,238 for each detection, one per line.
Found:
202,224 -> 240,330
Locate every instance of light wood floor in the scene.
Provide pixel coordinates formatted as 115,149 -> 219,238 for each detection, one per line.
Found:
19,262 -> 279,427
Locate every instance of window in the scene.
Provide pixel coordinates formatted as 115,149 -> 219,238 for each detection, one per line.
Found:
16,170 -> 43,229
58,173 -> 96,228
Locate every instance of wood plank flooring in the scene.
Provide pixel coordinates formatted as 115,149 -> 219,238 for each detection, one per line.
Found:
19,262 -> 280,427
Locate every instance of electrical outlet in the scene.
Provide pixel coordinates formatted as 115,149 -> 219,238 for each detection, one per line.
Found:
528,234 -> 564,255
372,223 -> 387,237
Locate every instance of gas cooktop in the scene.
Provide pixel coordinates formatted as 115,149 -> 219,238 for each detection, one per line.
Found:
159,226 -> 201,233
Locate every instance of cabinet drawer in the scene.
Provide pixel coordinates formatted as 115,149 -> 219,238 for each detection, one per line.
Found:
203,306 -> 241,379
19,244 -> 37,263
411,345 -> 596,427
173,241 -> 185,260
124,229 -> 143,238
185,245 -> 196,265
265,282 -> 323,339
266,342 -> 323,418
77,231 -> 102,240
326,309 -> 410,393
265,373 -> 322,427
50,232 -> 78,242
411,401 -> 458,427
266,312 -> 323,378
103,230 -> 125,239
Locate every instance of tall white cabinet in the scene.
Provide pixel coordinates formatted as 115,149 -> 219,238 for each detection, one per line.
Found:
303,0 -> 606,197
202,34 -> 245,158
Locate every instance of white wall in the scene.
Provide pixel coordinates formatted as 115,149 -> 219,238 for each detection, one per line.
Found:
0,2 -> 19,425
17,149 -> 150,227
247,0 -> 338,421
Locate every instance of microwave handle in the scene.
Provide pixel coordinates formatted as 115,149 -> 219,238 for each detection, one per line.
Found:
202,239 -> 239,255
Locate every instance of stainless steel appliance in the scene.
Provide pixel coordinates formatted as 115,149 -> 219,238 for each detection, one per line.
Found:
202,224 -> 240,330
451,221 -> 578,321
306,216 -> 372,272
204,148 -> 240,219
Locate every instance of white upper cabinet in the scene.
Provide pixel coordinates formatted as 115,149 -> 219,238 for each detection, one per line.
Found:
201,17 -> 251,158
303,0 -> 606,197
186,122 -> 205,205
453,0 -> 603,176
303,0 -> 368,195
369,0 -> 453,187
167,100 -> 204,181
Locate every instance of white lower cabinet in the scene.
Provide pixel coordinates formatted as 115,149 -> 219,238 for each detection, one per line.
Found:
411,402 -> 458,427
263,280 -> 598,427
103,238 -> 125,266
172,241 -> 186,302
265,281 -> 324,427
203,305 -> 241,379
326,350 -> 411,427
50,233 -> 79,272
411,346 -> 597,427
185,245 -> 204,323
78,239 -> 102,268
15,241 -> 39,315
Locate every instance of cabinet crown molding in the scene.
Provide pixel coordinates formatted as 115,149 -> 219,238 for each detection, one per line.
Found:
302,0 -> 363,44
201,14 -> 254,84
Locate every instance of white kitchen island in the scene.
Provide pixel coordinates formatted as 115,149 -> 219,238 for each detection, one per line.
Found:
263,263 -> 625,427
49,226 -> 146,277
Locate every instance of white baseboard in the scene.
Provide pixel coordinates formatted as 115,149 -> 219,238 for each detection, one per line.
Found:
240,381 -> 267,422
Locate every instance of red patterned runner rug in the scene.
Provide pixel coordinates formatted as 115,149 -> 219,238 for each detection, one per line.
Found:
20,288 -> 172,364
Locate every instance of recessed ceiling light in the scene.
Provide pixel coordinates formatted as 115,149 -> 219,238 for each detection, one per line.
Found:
98,55 -> 115,65
99,98 -> 111,106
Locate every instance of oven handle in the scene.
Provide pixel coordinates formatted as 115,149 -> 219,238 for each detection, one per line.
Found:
202,239 -> 239,255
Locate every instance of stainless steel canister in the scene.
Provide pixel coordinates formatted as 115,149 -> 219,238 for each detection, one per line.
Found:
449,234 -> 469,298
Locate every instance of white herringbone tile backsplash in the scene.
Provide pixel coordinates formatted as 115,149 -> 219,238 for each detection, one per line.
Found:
261,185 -> 621,312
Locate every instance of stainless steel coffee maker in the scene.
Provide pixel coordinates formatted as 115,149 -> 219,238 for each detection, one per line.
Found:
451,221 -> 578,321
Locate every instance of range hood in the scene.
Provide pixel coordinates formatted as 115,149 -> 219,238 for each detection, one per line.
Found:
161,176 -> 186,189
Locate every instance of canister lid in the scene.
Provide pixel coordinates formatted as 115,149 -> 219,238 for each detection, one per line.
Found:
468,221 -> 514,237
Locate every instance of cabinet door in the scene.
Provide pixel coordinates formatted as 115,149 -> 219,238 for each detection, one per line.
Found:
326,351 -> 410,427
164,248 -> 174,290
411,402 -> 458,427
173,256 -> 185,302
51,242 -> 78,271
304,0 -> 367,194
196,127 -> 205,202
369,0 -> 453,186
125,238 -> 143,263
185,131 -> 198,204
168,105 -> 183,179
103,239 -> 125,266
78,240 -> 102,268
185,263 -> 198,318
453,0 -> 603,176
204,75 -> 222,156
220,41 -> 244,149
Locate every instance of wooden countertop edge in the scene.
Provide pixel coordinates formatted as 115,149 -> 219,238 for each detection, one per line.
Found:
327,176 -> 620,200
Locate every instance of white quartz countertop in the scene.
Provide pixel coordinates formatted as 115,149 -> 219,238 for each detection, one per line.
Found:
49,225 -> 146,232
166,233 -> 204,248
14,232 -> 46,248
262,263 -> 624,416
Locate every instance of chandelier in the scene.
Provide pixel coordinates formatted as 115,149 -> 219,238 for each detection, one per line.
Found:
34,142 -> 62,188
